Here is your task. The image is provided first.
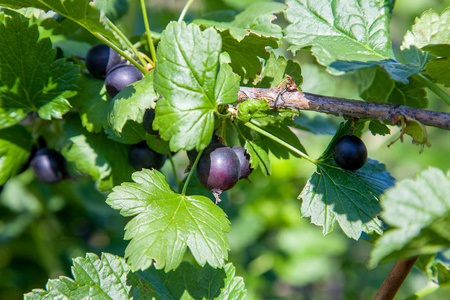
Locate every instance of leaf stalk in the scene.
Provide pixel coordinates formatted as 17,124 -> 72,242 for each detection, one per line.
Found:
181,149 -> 203,195
413,73 -> 450,106
140,0 -> 157,64
244,121 -> 316,164
178,0 -> 196,22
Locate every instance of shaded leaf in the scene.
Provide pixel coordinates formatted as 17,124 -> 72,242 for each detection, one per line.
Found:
63,116 -> 135,191
129,262 -> 246,300
416,255 -> 450,286
0,125 -> 32,185
360,68 -> 428,108
369,168 -> 450,267
256,51 -> 303,88
369,120 -> 391,136
299,122 -> 395,239
106,169 -> 230,271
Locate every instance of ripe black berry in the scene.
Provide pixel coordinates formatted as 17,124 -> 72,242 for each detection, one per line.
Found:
196,144 -> 240,202
105,64 -> 143,97
129,142 -> 166,170
30,148 -> 68,184
143,108 -> 158,135
231,146 -> 253,180
85,44 -> 121,79
333,135 -> 367,171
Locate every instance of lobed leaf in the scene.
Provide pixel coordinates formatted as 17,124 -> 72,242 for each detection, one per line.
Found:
284,0 -> 393,75
25,253 -> 132,300
25,252 -> 245,300
369,168 -> 450,267
0,0 -> 126,48
129,262 -> 246,300
153,22 -> 240,152
299,122 -> 395,240
106,169 -> 230,271
0,14 -> 79,129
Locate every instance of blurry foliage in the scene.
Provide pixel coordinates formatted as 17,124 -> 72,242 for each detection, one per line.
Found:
1,0 -> 450,299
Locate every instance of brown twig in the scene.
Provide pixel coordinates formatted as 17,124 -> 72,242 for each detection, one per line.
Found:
238,87 -> 450,130
373,257 -> 419,300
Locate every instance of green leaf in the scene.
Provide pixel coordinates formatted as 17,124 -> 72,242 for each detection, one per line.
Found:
402,8 -> 450,49
284,0 -> 393,74
0,14 -> 79,129
369,168 -> 450,267
244,139 -> 271,176
129,262 -> 246,300
196,3 -> 286,81
24,253 -> 132,300
0,125 -> 32,185
25,253 -> 245,300
220,30 -> 278,81
106,169 -> 230,271
360,68 -> 428,108
416,255 -> 450,286
106,121 -> 170,155
299,122 -> 395,239
368,120 -> 391,136
0,0 -> 126,48
153,22 -> 240,152
63,116 -> 135,191
329,46 -> 429,84
108,70 -> 157,134
75,75 -> 110,133
256,51 -> 303,88
424,58 -> 450,87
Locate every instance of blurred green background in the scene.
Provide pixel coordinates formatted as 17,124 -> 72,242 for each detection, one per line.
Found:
1,0 -> 449,299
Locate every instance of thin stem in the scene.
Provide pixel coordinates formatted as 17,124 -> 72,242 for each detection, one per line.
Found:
105,18 -> 148,67
404,284 -> 439,300
413,73 -> 450,106
168,152 -> 181,189
373,256 -> 419,300
94,32 -> 148,74
140,0 -> 157,63
181,149 -> 203,195
178,0 -> 196,22
244,121 -> 316,164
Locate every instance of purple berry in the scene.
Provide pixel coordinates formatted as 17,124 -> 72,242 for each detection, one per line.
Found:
143,108 -> 158,135
231,146 -> 253,180
30,148 -> 68,184
85,44 -> 121,78
334,135 -> 367,171
129,142 -> 166,170
196,144 -> 240,202
105,64 -> 143,97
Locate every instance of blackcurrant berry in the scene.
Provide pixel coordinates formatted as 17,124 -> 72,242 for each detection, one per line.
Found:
105,64 -> 143,97
333,135 -> 367,171
85,44 -> 121,79
30,148 -> 68,184
143,108 -> 158,135
129,142 -> 166,170
231,146 -> 253,180
196,144 -> 240,202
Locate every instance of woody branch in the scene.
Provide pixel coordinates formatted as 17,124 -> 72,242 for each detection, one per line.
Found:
238,87 -> 450,130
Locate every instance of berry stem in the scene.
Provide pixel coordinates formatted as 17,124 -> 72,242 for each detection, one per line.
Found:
178,0 -> 196,22
245,121 -> 316,164
412,73 -> 450,106
181,149 -> 203,195
104,18 -> 148,67
140,0 -> 157,64
93,32 -> 147,74
167,152 -> 181,190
